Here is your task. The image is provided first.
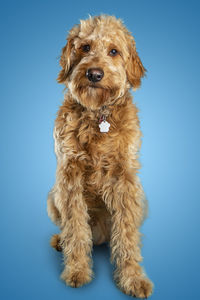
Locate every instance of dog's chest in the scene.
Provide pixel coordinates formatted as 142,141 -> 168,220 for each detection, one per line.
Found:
75,113 -> 117,164
76,111 -> 114,150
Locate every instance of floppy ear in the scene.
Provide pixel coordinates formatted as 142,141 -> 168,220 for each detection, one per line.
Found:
57,38 -> 74,83
126,40 -> 146,89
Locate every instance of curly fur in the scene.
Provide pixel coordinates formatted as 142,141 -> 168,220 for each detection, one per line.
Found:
47,15 -> 153,297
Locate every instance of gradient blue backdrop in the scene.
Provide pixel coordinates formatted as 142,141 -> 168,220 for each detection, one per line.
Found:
1,1 -> 200,299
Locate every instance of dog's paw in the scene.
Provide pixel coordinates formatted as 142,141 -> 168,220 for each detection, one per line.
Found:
119,276 -> 153,298
61,268 -> 93,288
50,234 -> 62,252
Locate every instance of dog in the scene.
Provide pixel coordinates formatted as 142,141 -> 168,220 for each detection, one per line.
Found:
47,15 -> 153,298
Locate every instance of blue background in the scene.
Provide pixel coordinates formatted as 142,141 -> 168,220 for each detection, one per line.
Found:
1,0 -> 200,299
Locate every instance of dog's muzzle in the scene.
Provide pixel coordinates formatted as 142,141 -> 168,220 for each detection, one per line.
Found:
86,68 -> 104,83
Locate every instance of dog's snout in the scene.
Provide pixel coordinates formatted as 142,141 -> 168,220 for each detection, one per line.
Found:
86,68 -> 104,82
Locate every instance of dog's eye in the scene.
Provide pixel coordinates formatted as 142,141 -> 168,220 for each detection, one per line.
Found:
109,49 -> 118,56
82,44 -> 90,52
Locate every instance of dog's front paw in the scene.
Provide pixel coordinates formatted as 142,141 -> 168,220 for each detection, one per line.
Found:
61,267 -> 93,288
115,264 -> 153,298
118,275 -> 153,298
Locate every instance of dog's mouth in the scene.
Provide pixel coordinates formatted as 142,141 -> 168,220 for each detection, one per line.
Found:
89,85 -> 101,88
78,83 -> 105,91
88,83 -> 104,89
78,83 -> 118,96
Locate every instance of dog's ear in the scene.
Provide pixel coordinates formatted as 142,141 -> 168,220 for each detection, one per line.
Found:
126,39 -> 146,89
57,38 -> 74,84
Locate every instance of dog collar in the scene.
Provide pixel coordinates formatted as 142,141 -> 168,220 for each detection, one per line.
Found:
99,106 -> 110,133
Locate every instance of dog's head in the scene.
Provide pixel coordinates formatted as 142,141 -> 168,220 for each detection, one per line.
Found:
58,15 -> 146,110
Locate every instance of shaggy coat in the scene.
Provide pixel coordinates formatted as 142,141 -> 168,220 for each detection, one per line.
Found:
47,15 -> 153,298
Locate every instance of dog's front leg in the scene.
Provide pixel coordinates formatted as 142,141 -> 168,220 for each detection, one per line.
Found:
56,159 -> 93,288
103,172 -> 153,298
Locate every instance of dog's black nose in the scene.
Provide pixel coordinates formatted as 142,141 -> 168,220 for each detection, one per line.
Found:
86,68 -> 104,82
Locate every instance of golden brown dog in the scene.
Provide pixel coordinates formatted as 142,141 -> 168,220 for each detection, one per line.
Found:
47,15 -> 153,298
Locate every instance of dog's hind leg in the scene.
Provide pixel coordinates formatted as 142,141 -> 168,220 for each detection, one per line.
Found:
47,189 -> 63,251
47,187 -> 61,226
50,234 -> 62,252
